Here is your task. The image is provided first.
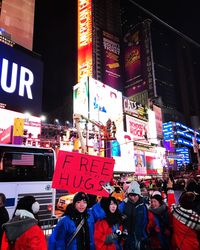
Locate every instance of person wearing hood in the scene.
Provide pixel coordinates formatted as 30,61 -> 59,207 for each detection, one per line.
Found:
1,195 -> 46,250
147,191 -> 171,250
94,196 -> 126,250
119,181 -> 149,250
49,192 -> 96,250
0,193 -> 9,248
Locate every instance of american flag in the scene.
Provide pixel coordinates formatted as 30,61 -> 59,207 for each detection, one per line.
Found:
12,154 -> 34,166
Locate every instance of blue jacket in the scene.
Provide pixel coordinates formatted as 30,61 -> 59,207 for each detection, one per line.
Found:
49,203 -> 106,250
119,198 -> 148,249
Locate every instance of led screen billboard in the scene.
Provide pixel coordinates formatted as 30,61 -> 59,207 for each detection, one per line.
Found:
77,0 -> 92,82
0,41 -> 43,115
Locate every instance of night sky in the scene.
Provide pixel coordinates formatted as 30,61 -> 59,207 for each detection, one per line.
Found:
33,0 -> 200,123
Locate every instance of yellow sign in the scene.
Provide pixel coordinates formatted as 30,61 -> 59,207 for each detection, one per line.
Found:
13,118 -> 24,136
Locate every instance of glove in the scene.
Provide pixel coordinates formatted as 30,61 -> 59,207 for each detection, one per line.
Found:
121,229 -> 128,240
104,230 -> 122,244
114,229 -> 122,237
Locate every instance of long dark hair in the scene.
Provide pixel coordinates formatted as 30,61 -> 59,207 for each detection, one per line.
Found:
102,196 -> 123,226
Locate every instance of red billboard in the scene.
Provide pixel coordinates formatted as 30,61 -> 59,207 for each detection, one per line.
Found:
77,0 -> 93,82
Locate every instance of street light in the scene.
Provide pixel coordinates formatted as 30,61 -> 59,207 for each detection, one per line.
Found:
40,115 -> 46,122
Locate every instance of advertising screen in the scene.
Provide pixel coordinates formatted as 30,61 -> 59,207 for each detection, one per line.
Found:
0,108 -> 41,145
88,77 -> 123,132
113,132 -> 135,173
145,151 -> 158,175
125,114 -> 149,143
102,31 -> 122,91
123,20 -> 155,103
73,77 -> 89,118
0,41 -> 43,115
134,149 -> 146,175
77,0 -> 92,82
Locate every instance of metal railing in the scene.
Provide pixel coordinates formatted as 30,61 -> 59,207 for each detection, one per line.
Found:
39,217 -> 60,238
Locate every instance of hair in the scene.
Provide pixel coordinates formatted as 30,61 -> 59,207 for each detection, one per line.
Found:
103,196 -> 123,226
0,193 -> 6,205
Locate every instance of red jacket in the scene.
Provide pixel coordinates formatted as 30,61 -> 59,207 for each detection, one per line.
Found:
167,190 -> 200,250
171,216 -> 200,250
1,224 -> 47,250
94,219 -> 123,250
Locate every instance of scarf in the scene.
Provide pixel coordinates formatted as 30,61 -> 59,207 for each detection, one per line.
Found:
172,204 -> 200,230
149,203 -> 167,215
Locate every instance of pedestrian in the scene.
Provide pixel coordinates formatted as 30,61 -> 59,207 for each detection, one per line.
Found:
1,195 -> 47,250
169,191 -> 200,250
94,196 -> 126,250
185,178 -> 200,214
147,192 -> 171,250
119,181 -> 149,250
0,193 -> 9,247
49,192 -> 95,250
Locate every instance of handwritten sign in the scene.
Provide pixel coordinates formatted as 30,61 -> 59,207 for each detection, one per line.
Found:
52,151 -> 115,197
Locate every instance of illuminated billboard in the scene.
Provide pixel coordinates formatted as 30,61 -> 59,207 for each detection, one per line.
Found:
73,77 -> 89,118
113,132 -> 135,173
123,20 -> 156,104
88,77 -> 123,132
0,108 -> 41,145
77,0 -> 92,82
125,114 -> 149,144
0,41 -> 43,115
102,31 -> 122,90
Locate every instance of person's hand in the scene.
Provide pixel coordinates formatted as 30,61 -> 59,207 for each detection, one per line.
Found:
114,229 -> 122,238
121,229 -> 128,240
167,178 -> 173,189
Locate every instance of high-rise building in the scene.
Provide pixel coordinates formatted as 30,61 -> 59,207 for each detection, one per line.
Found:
0,0 -> 35,50
120,1 -> 200,128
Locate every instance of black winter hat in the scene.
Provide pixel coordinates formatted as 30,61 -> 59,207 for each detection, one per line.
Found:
73,192 -> 89,205
151,194 -> 163,205
16,195 -> 36,214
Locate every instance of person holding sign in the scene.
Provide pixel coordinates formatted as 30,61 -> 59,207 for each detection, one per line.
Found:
94,196 -> 127,250
49,192 -> 96,250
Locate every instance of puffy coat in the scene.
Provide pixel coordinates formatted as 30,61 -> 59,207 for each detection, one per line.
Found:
94,219 -> 123,250
1,220 -> 47,250
119,198 -> 148,250
49,204 -> 105,250
167,190 -> 200,250
147,205 -> 171,250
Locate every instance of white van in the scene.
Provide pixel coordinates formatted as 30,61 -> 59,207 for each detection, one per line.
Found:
0,144 -> 56,220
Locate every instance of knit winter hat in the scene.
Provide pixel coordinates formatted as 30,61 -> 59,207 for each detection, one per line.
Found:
151,194 -> 163,205
73,192 -> 89,205
127,181 -> 141,196
16,196 -> 37,214
179,191 -> 196,210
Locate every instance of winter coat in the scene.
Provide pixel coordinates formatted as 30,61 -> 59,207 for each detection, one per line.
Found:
94,219 -> 123,250
119,197 -> 148,250
167,190 -> 200,250
49,205 -> 96,250
0,206 -> 9,246
147,204 -> 171,250
1,216 -> 47,250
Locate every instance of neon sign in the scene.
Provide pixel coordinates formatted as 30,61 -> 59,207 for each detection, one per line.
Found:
77,0 -> 92,82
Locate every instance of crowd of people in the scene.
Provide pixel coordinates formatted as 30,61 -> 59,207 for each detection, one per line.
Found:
0,176 -> 200,250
